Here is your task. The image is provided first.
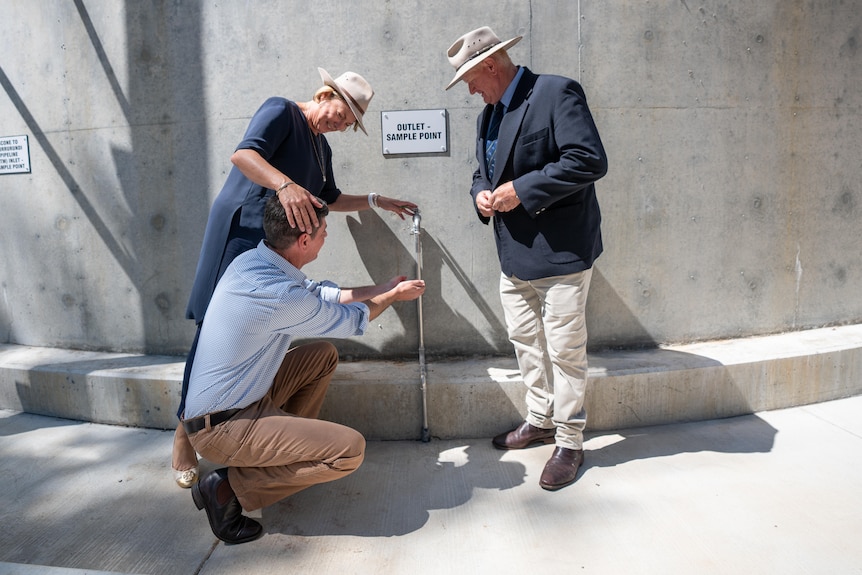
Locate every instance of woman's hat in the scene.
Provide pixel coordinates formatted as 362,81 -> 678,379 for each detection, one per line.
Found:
445,26 -> 522,90
318,68 -> 374,135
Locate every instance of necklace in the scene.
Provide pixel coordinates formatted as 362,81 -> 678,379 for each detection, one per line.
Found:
308,128 -> 326,183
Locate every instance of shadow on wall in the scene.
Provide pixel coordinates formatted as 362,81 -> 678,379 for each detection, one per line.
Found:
587,268 -> 658,350
0,1 -> 208,354
312,209 -> 510,358
346,220 -> 665,357
123,1 -> 208,353
0,64 -> 137,282
0,308 -> 9,344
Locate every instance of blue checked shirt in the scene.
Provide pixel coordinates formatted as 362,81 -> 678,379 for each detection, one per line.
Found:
184,240 -> 369,418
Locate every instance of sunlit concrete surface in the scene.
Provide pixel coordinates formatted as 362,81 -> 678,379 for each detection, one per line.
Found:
1,396 -> 860,574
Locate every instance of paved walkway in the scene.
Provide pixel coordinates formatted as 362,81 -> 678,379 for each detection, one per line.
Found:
1,396 -> 861,575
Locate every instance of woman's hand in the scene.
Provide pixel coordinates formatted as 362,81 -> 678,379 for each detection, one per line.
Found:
376,195 -> 418,219
231,149 -> 323,233
277,184 -> 323,233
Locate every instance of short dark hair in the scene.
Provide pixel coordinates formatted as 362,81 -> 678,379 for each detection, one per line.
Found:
263,195 -> 329,250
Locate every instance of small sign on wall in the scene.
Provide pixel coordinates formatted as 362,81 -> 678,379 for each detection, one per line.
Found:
381,109 -> 448,155
0,135 -> 31,175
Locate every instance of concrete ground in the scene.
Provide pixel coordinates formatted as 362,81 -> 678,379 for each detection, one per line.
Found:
1,396 -> 860,575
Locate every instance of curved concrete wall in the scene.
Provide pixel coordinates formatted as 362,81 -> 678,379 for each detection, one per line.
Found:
1,1 -> 860,358
3,324 -> 862,437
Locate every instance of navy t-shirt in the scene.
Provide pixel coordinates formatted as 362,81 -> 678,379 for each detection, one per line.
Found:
185,98 -> 342,322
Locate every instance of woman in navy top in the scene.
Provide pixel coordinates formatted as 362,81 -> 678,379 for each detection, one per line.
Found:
173,68 -> 417,487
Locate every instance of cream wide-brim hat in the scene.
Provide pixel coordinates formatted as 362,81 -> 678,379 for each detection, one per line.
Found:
445,26 -> 522,90
318,68 -> 374,135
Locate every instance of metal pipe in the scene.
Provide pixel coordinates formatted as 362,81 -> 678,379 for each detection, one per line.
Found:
412,208 -> 430,442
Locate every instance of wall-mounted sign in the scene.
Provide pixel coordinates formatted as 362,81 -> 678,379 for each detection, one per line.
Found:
381,109 -> 448,155
0,135 -> 31,175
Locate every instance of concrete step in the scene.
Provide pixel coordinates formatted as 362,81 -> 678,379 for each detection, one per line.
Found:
1,324 -> 861,440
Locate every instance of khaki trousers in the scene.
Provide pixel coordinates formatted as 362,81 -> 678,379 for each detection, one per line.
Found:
187,341 -> 365,511
499,269 -> 592,450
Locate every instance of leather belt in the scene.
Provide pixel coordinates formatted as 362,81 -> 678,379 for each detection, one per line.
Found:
182,408 -> 240,435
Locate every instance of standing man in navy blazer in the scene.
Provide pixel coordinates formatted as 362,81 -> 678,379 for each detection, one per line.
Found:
446,27 -> 608,490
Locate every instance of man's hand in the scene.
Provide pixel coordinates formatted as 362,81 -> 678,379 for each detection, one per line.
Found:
476,190 -> 494,217
364,277 -> 425,320
489,181 -> 521,213
389,278 -> 425,301
381,275 -> 408,292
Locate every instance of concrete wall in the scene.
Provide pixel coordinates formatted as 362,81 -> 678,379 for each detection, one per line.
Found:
1,1 -> 860,359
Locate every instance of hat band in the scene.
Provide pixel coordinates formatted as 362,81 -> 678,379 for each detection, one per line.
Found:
339,87 -> 365,116
457,41 -> 501,71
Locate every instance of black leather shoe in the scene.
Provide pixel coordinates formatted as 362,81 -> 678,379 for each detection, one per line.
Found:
492,421 -> 556,450
539,447 -> 584,491
192,468 -> 263,544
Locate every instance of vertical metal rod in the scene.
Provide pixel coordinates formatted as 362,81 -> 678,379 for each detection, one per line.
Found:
412,208 -> 430,442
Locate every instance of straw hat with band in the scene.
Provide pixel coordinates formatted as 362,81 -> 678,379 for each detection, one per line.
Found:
318,67 -> 374,135
445,26 -> 523,90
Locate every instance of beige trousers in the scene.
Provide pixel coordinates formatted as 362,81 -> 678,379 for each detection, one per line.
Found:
499,269 -> 593,450
187,341 -> 365,511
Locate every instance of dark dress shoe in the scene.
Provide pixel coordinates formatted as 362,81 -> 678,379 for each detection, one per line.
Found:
192,468 -> 263,544
539,447 -> 584,491
492,421 -> 556,450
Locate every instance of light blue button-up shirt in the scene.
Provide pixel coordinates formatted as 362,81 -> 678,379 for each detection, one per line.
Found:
184,240 -> 369,418
499,65 -> 525,112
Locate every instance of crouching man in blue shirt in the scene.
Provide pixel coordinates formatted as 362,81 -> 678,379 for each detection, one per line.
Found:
182,195 -> 425,544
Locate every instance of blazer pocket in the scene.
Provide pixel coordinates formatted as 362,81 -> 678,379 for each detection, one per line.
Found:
519,127 -> 549,147
537,205 -> 582,264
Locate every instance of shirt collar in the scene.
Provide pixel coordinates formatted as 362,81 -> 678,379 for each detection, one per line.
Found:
257,240 -> 307,283
499,66 -> 525,111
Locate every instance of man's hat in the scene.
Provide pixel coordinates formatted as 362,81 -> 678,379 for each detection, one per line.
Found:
445,26 -> 522,90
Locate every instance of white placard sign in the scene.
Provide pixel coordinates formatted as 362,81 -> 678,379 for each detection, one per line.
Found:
381,109 -> 448,155
0,135 -> 31,175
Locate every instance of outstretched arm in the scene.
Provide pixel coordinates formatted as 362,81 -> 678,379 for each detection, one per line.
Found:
330,193 -> 417,220
339,275 -> 425,321
339,276 -> 405,304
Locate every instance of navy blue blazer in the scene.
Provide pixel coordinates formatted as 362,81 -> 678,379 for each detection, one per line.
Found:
470,68 -> 607,280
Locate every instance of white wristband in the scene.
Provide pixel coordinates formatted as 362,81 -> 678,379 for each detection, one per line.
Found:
368,193 -> 379,208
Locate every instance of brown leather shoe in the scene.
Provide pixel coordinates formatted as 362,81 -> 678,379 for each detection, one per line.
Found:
492,421 -> 556,450
539,447 -> 584,491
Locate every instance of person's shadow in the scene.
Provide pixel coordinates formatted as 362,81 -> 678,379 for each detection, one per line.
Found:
261,411 -> 777,538
262,441 -> 524,537
582,412 -> 778,472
